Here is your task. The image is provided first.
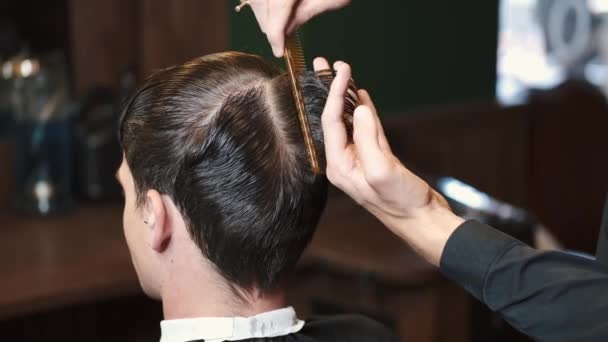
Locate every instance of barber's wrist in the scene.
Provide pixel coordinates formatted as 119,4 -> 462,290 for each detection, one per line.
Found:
391,199 -> 465,267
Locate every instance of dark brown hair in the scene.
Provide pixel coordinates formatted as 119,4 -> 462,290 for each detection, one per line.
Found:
119,52 -> 354,291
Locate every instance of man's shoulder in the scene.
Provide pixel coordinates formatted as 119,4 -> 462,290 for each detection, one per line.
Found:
301,314 -> 401,341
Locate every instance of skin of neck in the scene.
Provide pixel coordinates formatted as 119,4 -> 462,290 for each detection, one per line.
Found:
158,211 -> 287,320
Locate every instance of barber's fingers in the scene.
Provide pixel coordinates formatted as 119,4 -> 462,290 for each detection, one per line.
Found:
313,57 -> 331,71
322,62 -> 352,170
357,89 -> 391,153
248,0 -> 294,57
267,0 -> 298,57
249,0 -> 352,57
356,90 -> 377,117
353,105 -> 391,190
285,4 -> 309,35
248,0 -> 269,29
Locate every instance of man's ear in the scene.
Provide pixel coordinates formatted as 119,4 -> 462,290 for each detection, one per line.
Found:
145,189 -> 171,252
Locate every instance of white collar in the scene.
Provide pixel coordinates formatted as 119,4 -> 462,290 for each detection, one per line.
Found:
160,307 -> 305,342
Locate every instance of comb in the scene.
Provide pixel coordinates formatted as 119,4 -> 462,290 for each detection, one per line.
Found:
284,32 -> 321,174
233,2 -> 322,174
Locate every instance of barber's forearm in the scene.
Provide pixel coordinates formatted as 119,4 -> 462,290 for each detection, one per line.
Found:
385,203 -> 464,267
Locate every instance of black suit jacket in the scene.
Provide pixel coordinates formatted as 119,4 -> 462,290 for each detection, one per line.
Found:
440,195 -> 608,341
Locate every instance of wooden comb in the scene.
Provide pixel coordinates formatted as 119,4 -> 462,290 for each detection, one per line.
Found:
284,32 -> 321,175
234,3 -> 321,174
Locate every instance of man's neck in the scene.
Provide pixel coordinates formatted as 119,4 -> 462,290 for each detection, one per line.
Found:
158,226 -> 288,320
161,275 -> 287,320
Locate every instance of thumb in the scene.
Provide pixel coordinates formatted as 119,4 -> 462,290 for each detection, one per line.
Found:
353,105 -> 387,183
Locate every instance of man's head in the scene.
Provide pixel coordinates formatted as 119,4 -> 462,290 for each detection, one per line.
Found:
116,52 -> 338,299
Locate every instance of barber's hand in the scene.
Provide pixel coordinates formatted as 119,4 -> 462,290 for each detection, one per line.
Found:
316,57 -> 463,266
247,0 -> 351,57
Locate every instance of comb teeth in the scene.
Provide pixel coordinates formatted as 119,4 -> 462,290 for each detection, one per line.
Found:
285,33 -> 306,72
284,30 -> 321,174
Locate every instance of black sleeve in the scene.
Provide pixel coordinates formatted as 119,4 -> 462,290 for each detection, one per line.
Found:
440,220 -> 608,342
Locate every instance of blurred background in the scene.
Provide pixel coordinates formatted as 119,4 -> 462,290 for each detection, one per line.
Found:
0,0 -> 607,341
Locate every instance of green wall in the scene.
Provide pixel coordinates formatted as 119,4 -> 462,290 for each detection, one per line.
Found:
231,1 -> 498,113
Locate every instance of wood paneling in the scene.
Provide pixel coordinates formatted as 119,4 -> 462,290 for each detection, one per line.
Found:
528,82 -> 608,252
69,0 -> 138,92
69,0 -> 230,92
138,0 -> 229,77
382,91 -> 608,252
384,104 -> 531,207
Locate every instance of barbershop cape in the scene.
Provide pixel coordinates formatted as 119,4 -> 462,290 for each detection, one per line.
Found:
159,307 -> 400,342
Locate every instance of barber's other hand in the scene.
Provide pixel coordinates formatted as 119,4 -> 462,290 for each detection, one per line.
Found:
316,58 -> 464,266
247,0 -> 350,57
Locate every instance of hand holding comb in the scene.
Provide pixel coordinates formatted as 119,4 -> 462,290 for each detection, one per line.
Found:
236,1 -> 321,174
